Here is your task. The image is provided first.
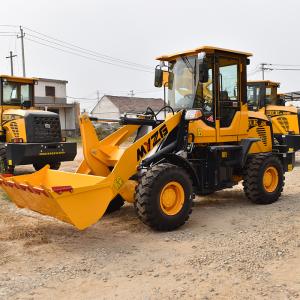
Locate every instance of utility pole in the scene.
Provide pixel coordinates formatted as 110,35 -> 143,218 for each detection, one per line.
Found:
260,63 -> 268,80
17,26 -> 26,77
128,90 -> 135,97
6,51 -> 17,76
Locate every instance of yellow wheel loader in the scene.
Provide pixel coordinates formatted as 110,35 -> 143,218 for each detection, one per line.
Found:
0,75 -> 77,173
0,47 -> 296,231
247,80 -> 300,150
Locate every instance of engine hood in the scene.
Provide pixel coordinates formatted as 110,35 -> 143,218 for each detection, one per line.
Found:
3,109 -> 58,117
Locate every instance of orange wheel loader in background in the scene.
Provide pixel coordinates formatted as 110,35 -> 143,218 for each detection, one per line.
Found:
247,80 -> 300,150
0,75 -> 77,173
0,46 -> 296,231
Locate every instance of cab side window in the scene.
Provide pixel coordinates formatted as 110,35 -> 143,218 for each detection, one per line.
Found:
218,57 -> 239,127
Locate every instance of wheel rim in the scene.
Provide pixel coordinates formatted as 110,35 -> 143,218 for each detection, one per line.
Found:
160,181 -> 185,216
263,166 -> 279,193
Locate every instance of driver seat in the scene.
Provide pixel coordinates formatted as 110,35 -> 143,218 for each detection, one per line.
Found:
220,91 -> 236,127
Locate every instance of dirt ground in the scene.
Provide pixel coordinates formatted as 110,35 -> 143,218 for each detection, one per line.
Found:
0,148 -> 300,300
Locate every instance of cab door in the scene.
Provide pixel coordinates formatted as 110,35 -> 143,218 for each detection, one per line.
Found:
216,55 -> 248,142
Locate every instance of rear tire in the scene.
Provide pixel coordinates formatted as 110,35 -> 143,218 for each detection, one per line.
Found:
105,195 -> 125,214
33,162 -> 61,171
243,154 -> 284,204
135,163 -> 193,231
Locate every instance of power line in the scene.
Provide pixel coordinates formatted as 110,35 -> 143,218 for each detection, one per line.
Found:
26,32 -> 153,70
248,65 -> 260,76
267,67 -> 300,71
0,25 -> 18,28
135,90 -> 162,94
68,90 -> 161,100
258,63 -> 300,74
268,63 -> 300,67
67,96 -> 98,100
25,37 -> 154,73
128,90 -> 135,97
23,26 -> 153,70
68,88 -> 162,102
0,31 -> 18,34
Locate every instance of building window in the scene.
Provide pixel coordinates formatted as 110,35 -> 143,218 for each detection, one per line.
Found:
45,86 -> 55,97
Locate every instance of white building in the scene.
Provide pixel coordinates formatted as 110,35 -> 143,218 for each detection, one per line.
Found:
34,78 -> 80,136
91,95 -> 165,119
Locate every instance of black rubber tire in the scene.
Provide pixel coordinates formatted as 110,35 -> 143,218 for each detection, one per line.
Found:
134,163 -> 193,231
105,195 -> 125,214
33,162 -> 61,171
243,154 -> 284,204
49,162 -> 61,170
198,191 -> 215,196
0,144 -> 14,174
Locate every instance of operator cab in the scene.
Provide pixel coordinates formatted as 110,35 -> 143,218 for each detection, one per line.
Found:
0,75 -> 36,109
247,80 -> 280,111
155,46 -> 252,142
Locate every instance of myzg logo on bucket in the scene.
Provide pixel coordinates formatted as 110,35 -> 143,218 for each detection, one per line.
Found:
137,124 -> 168,161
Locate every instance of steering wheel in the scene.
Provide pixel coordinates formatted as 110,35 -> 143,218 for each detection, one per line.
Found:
176,94 -> 214,122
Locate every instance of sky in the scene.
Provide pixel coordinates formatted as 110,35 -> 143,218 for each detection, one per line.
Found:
1,0 -> 300,111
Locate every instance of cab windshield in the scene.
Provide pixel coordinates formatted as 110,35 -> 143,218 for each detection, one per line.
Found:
1,81 -> 33,106
168,56 -> 213,114
247,83 -> 278,110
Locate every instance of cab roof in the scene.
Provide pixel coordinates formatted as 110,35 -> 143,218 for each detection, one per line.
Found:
247,80 -> 280,87
156,45 -> 253,61
0,75 -> 38,84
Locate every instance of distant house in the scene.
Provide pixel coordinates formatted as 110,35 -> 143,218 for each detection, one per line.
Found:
34,78 -> 80,136
91,95 -> 165,119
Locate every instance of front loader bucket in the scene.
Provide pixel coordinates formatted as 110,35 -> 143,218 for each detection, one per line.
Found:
0,166 -> 116,230
0,112 -> 183,230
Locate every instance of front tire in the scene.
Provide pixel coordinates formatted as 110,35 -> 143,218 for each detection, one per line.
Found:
135,163 -> 193,231
243,154 -> 284,204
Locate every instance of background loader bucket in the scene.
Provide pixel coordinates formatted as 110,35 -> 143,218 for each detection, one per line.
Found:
0,166 -> 116,230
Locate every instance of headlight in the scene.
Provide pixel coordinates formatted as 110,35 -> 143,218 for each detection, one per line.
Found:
11,138 -> 23,143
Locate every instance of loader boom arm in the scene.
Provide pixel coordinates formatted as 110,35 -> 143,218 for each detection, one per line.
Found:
104,112 -> 182,193
77,113 -> 182,178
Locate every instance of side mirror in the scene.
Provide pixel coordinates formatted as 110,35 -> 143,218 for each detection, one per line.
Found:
198,52 -> 209,83
185,109 -> 203,121
154,67 -> 163,87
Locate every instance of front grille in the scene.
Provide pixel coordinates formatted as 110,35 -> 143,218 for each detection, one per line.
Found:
26,115 -> 62,143
256,127 -> 268,146
277,117 -> 289,132
10,122 -> 19,137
